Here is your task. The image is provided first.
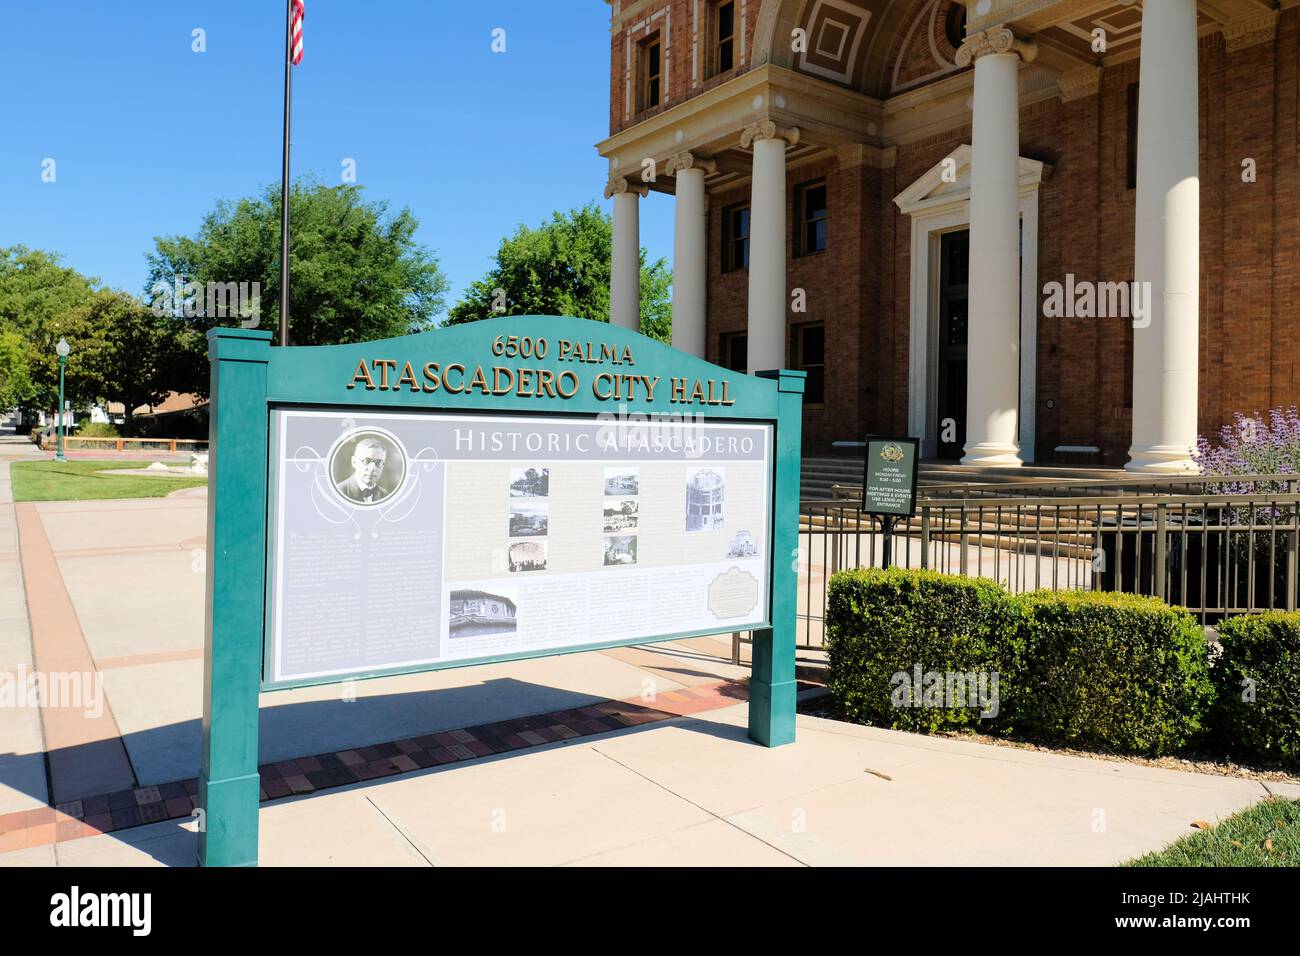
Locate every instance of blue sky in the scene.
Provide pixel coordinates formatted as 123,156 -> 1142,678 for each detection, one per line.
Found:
0,0 -> 675,318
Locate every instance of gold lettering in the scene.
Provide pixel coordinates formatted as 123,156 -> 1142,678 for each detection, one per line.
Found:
422,362 -> 441,392
556,370 -> 580,398
348,358 -> 375,390
467,365 -> 491,394
557,340 -> 573,362
395,361 -> 420,392
492,366 -> 515,395
373,359 -> 397,390
642,375 -> 660,401
536,369 -> 558,397
689,379 -> 706,403
516,367 -> 535,397
600,343 -> 615,364
671,378 -> 687,403
592,372 -> 615,401
443,363 -> 466,393
720,380 -> 734,405
621,345 -> 634,365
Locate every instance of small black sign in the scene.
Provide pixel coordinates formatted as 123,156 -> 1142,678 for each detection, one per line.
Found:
861,436 -> 919,518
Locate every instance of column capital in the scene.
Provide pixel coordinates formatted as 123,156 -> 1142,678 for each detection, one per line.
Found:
955,27 -> 1037,68
603,176 -> 650,199
740,121 -> 800,150
1222,10 -> 1279,53
665,151 -> 717,176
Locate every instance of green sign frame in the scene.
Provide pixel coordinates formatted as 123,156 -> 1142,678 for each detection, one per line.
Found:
199,316 -> 804,866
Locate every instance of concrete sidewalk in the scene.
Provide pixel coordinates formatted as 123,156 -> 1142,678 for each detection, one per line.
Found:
5,701 -> 1295,867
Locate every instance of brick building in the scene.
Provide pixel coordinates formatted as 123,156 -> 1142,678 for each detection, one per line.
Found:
596,0 -> 1299,470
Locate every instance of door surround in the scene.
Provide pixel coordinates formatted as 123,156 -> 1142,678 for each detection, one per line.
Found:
894,145 -> 1050,461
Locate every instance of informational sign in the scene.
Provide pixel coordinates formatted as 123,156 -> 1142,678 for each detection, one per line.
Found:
266,410 -> 773,685
199,315 -> 803,866
861,436 -> 919,518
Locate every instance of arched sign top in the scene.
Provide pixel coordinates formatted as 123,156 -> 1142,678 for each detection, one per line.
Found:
225,315 -> 802,419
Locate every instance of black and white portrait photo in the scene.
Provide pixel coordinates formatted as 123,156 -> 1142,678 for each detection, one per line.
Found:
330,430 -> 406,506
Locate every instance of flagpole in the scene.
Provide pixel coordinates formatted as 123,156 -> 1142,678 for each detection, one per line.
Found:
279,0 -> 293,347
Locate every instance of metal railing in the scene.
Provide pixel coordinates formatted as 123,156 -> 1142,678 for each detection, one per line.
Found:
792,474 -> 1300,649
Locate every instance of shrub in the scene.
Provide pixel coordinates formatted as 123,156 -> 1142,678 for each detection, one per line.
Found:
1212,612 -> 1300,766
1010,590 -> 1213,755
825,568 -> 1024,734
75,421 -> 119,438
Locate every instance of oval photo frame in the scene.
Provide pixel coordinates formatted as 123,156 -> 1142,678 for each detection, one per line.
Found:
327,426 -> 408,508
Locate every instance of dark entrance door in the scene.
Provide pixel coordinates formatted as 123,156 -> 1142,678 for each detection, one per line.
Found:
936,230 -> 969,460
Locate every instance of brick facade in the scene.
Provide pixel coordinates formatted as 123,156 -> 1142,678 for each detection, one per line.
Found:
607,3 -> 1300,463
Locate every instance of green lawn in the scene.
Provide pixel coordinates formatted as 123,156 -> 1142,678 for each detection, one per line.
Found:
10,460 -> 207,502
1127,797 -> 1300,867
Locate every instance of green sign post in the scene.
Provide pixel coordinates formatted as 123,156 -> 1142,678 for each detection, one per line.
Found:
860,436 -> 919,570
199,315 -> 803,866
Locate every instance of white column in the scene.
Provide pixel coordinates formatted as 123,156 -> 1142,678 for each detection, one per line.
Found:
1127,0 -> 1200,473
742,122 -> 799,373
605,176 -> 645,331
956,29 -> 1035,467
667,152 -> 715,357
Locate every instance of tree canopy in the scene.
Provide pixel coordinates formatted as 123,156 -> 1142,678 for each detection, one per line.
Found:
445,203 -> 671,342
146,180 -> 450,351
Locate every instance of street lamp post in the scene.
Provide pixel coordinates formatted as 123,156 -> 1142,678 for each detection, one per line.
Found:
55,337 -> 69,463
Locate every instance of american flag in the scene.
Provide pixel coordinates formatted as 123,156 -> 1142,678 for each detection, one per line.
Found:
290,0 -> 305,65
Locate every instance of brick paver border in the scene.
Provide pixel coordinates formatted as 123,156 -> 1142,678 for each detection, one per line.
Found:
0,677 -> 812,855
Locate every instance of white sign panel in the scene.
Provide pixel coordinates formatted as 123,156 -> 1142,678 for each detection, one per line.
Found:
266,409 -> 773,684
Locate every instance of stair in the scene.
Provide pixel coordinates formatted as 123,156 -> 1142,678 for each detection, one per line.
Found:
799,454 -> 1127,501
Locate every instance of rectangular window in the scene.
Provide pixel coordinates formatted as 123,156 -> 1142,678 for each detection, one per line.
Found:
714,1 -> 735,74
795,180 -> 828,257
791,322 -> 825,404
639,35 -> 662,112
720,332 -> 748,373
722,203 -> 750,272
1126,82 -> 1139,190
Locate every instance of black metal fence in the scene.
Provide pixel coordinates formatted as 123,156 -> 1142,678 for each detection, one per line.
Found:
787,473 -> 1300,651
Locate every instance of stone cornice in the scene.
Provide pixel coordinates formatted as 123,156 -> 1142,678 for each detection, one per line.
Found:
739,121 -> 801,149
1222,10 -> 1280,51
955,27 -> 1039,68
664,151 -> 718,175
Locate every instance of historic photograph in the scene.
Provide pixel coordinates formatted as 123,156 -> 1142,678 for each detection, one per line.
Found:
509,466 -> 549,497
329,429 -> 406,507
685,467 -> 725,532
508,540 -> 546,573
727,530 -> 757,558
447,588 -> 518,639
603,467 -> 638,496
602,498 -> 638,532
508,501 -> 548,537
602,534 -> 637,566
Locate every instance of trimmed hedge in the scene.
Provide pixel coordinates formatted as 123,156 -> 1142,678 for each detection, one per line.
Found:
1213,611 -> 1300,766
1011,590 -> 1213,755
825,569 -> 1214,755
825,568 -> 1024,733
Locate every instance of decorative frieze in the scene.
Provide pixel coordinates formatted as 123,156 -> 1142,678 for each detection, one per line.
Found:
1057,66 -> 1101,103
1222,10 -> 1279,52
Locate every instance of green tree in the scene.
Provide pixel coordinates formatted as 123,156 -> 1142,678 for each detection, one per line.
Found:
445,203 -> 672,343
0,246 -> 99,411
147,179 -> 450,391
55,291 -> 184,431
